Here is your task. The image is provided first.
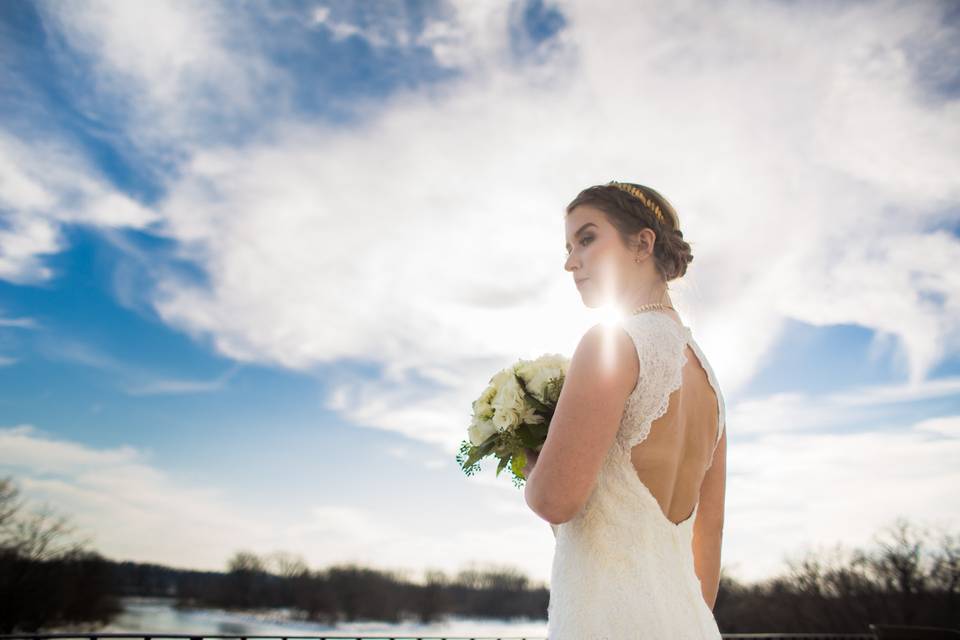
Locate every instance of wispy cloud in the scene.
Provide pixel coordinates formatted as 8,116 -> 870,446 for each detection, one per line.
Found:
0,311 -> 36,366
35,337 -> 240,396
35,0 -> 281,151
730,375 -> 960,436
0,314 -> 40,329
0,130 -> 160,285
122,363 -> 242,396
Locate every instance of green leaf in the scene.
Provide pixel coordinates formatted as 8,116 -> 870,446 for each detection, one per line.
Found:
495,454 -> 510,477
460,434 -> 499,469
514,424 -> 533,447
514,372 -> 551,412
529,422 -> 549,441
511,451 -> 527,478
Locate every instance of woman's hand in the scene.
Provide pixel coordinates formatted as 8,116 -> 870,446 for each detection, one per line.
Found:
521,447 -> 540,479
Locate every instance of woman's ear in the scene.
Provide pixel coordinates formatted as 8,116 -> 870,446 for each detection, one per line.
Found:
633,228 -> 656,257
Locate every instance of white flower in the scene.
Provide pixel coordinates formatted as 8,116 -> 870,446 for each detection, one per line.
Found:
520,403 -> 545,425
468,417 -> 498,446
490,373 -> 525,432
472,382 -> 497,421
515,353 -> 569,404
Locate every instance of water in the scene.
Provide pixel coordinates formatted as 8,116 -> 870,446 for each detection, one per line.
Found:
93,596 -> 548,639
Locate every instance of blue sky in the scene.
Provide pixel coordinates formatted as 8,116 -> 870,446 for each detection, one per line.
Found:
1,0 -> 959,587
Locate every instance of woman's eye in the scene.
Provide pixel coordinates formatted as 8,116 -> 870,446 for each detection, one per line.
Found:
565,236 -> 593,258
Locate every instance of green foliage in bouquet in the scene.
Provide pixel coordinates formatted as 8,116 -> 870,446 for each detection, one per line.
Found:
455,353 -> 568,489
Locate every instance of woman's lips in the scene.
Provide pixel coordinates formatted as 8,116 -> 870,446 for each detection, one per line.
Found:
576,278 -> 589,286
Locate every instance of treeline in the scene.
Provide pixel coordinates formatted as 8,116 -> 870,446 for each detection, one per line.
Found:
0,476 -> 121,633
194,517 -> 960,633
177,554 -> 548,625
1,473 -> 958,634
713,516 -> 960,633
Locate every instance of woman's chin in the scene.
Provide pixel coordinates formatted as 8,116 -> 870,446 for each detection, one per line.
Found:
578,292 -> 604,309
577,287 -> 618,310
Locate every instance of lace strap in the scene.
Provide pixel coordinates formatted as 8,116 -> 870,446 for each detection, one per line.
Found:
617,314 -> 689,450
687,337 -> 726,449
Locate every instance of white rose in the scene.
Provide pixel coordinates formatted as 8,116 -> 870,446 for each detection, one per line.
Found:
489,367 -> 515,388
538,353 -> 569,374
491,374 -> 525,432
472,383 -> 497,420
527,365 -> 563,402
468,418 -> 498,446
514,358 -> 537,384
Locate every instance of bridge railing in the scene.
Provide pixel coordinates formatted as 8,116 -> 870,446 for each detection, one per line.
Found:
0,628 -> 957,640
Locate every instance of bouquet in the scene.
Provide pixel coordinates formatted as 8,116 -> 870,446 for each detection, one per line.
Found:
456,353 -> 569,488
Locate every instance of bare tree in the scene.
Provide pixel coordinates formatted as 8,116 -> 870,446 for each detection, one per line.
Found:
228,549 -> 266,573
0,475 -> 117,632
0,475 -> 91,560
4,503 -> 92,562
266,550 -> 309,578
929,529 -> 960,595
0,476 -> 24,530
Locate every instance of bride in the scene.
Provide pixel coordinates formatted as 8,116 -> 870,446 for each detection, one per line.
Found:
522,181 -> 726,638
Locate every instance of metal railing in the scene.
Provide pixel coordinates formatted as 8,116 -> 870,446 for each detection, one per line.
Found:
0,629 -> 957,640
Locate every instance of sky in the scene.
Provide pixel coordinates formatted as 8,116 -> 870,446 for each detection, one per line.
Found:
0,0 -> 959,588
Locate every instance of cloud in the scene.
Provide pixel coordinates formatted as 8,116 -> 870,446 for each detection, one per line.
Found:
913,414 -> 960,438
729,374 -> 960,436
0,423 -> 274,570
309,5 -> 407,49
724,412 -> 960,583
0,424 -> 555,581
0,0 -> 957,528
0,312 -> 35,367
0,311 -> 37,366
122,364 -> 242,396
0,130 -> 160,285
3,397 -> 959,585
129,0 -> 959,451
34,336 -> 241,396
0,314 -> 40,329
35,0 -> 282,151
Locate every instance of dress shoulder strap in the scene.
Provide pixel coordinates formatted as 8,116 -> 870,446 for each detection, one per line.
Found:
686,336 -> 726,450
617,313 -> 689,449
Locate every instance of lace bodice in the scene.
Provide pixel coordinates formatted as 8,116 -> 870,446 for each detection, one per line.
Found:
618,312 -> 725,455
546,311 -> 725,639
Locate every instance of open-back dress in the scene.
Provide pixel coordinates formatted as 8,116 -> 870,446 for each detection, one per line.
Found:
547,310 -> 726,639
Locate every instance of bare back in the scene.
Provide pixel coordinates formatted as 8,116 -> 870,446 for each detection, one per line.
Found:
629,339 -> 720,525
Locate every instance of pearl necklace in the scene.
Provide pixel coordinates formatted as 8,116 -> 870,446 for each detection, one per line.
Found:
630,302 -> 675,315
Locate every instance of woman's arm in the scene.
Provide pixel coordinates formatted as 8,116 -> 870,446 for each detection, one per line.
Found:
523,323 -> 638,524
691,427 -> 726,610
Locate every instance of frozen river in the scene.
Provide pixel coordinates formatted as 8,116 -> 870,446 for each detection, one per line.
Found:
92,596 -> 548,639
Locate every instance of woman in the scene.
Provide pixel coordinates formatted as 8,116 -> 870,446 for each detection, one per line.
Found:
522,181 -> 726,638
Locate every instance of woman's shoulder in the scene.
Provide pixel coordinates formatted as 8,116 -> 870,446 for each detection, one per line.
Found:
621,310 -> 689,343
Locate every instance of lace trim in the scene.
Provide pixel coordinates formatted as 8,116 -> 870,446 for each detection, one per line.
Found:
617,314 -> 689,450
686,337 -> 725,470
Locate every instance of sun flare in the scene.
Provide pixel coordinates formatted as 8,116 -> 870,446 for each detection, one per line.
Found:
597,303 -> 627,328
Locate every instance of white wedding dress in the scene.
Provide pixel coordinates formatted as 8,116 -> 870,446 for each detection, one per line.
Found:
547,311 -> 726,639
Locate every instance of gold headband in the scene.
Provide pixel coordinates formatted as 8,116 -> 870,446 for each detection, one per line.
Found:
606,180 -> 674,227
